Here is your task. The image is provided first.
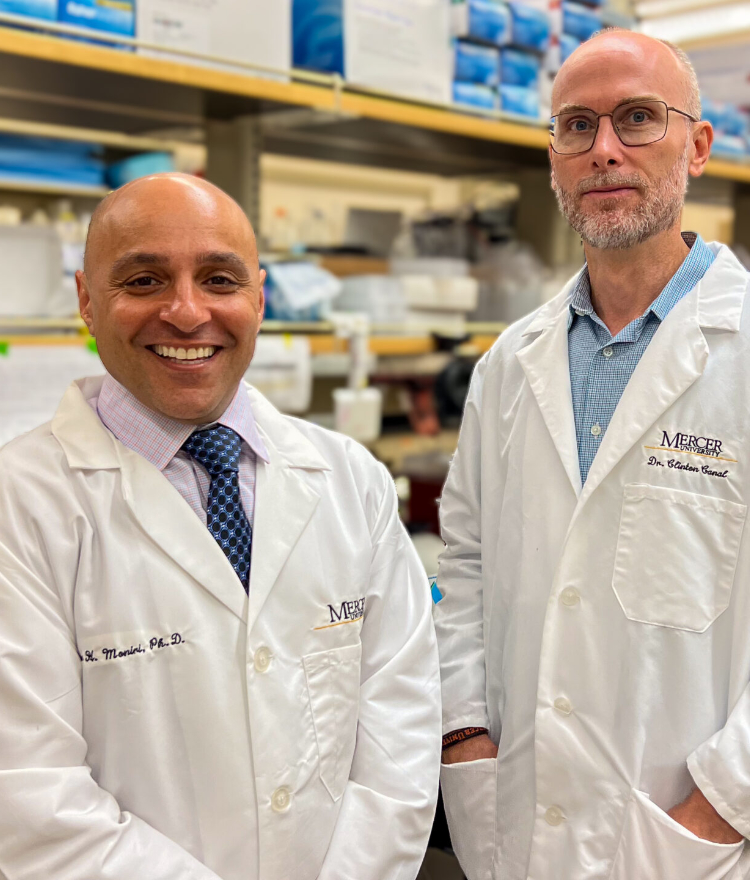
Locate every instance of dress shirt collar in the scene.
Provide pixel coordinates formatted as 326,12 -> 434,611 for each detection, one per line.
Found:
97,374 -> 270,472
569,231 -> 709,330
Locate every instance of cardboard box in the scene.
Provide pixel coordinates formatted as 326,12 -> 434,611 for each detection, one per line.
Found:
454,40 -> 500,86
451,0 -> 511,45
59,0 -> 134,37
139,0 -> 290,76
293,0 -> 451,104
0,0 -> 55,21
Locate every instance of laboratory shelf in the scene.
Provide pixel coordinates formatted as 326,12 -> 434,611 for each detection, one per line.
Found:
0,21 -> 743,182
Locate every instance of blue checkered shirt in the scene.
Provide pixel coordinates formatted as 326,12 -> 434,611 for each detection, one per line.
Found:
568,232 -> 714,484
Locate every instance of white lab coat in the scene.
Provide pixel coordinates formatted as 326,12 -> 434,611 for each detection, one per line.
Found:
435,243 -> 750,880
0,376 -> 441,880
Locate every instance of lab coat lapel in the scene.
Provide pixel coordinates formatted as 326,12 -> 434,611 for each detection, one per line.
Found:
516,296 -> 582,495
121,448 -> 248,621
245,388 -> 327,634
579,285 -> 709,505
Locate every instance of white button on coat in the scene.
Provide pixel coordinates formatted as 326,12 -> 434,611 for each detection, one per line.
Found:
554,697 -> 573,716
436,244 -> 750,880
271,787 -> 291,813
545,806 -> 565,826
254,646 -> 271,673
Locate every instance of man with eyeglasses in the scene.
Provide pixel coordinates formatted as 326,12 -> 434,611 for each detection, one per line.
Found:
435,28 -> 750,880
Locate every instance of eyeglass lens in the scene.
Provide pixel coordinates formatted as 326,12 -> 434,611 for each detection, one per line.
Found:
552,101 -> 669,154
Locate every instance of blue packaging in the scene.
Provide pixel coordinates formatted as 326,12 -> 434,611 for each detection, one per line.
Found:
562,1 -> 601,41
107,152 -> 175,189
560,33 -> 580,63
453,81 -> 498,110
0,0 -> 55,20
500,83 -> 539,118
451,0 -> 510,46
500,47 -> 539,86
455,40 -> 500,86
713,134 -> 747,158
509,2 -> 550,52
59,0 -> 134,36
293,0 -> 344,75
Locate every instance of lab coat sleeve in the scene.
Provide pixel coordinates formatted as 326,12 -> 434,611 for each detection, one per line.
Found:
0,538 -> 224,880
316,461 -> 442,880
687,679 -> 750,840
433,354 -> 490,735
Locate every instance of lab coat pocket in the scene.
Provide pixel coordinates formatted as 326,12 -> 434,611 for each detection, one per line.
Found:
303,642 -> 362,801
612,484 -> 746,632
440,758 -> 497,880
610,789 -> 744,880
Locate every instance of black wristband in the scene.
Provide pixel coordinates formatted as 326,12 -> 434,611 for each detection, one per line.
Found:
442,726 -> 489,750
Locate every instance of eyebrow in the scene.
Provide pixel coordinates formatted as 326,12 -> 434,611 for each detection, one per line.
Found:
196,252 -> 250,275
555,95 -> 663,115
109,250 -> 251,276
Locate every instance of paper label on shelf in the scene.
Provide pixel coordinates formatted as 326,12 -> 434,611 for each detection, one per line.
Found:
0,345 -> 105,448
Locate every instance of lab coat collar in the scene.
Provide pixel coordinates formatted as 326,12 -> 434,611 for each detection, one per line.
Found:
52,378 -> 331,625
515,243 -> 748,501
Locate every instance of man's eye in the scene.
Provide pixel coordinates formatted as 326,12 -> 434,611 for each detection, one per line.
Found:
570,118 -> 593,132
628,110 -> 650,124
207,275 -> 235,285
127,276 -> 160,287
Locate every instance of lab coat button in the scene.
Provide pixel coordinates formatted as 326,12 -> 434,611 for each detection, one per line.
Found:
590,423 -> 602,437
603,346 -> 614,358
254,647 -> 271,673
271,787 -> 291,813
545,805 -> 565,826
554,697 -> 573,715
561,588 -> 580,607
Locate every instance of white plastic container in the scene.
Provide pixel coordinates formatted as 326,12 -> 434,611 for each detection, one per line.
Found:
335,276 -> 407,324
0,226 -> 62,316
333,387 -> 382,443
402,275 -> 479,311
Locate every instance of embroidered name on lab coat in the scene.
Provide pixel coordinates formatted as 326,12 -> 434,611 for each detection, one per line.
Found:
79,632 -> 186,663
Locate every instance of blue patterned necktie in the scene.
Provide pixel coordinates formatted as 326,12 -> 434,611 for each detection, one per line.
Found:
182,425 -> 252,592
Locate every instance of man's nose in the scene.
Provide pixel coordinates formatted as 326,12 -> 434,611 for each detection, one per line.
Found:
159,279 -> 212,332
589,115 -> 625,168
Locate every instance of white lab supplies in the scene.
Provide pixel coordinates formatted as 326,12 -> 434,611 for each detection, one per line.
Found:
0,226 -> 63,316
334,276 -> 407,324
137,0 -> 290,78
402,275 -> 479,312
243,334 -> 312,414
333,387 -> 382,442
0,344 -> 105,446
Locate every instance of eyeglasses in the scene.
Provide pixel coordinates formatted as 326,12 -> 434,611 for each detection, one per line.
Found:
549,100 -> 698,155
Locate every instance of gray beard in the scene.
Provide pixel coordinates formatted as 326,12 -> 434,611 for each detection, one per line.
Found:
553,148 -> 690,250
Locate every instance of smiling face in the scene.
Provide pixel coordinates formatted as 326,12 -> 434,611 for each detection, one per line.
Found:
550,32 -> 712,250
77,174 -> 265,424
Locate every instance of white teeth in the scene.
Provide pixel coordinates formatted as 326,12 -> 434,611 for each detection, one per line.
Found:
153,344 -> 216,360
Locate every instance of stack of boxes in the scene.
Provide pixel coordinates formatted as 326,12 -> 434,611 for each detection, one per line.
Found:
451,0 -> 550,119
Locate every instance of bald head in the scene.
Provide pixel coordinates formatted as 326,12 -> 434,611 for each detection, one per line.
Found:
77,171 -> 266,424
553,30 -> 701,121
84,173 -> 257,276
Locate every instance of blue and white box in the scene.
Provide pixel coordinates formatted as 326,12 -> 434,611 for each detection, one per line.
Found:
0,0 -> 55,20
509,2 -> 550,52
500,83 -> 539,117
453,81 -> 498,110
294,0 -> 452,104
501,47 -> 539,86
451,0 -> 510,45
562,1 -> 601,41
59,0 -> 134,36
455,40 -> 500,86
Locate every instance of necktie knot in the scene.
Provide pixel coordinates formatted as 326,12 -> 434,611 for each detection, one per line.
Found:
183,425 -> 242,477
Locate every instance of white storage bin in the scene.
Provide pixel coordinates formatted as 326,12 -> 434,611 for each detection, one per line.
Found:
0,226 -> 62,317
334,275 -> 407,324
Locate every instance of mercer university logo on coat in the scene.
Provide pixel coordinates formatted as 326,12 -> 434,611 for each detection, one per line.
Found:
660,430 -> 724,458
314,597 -> 365,630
